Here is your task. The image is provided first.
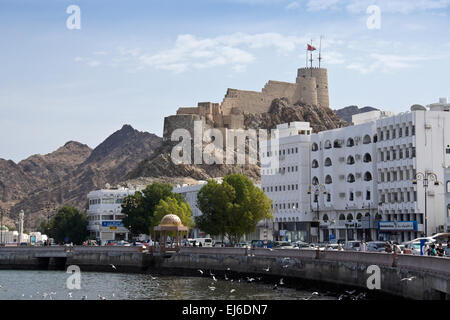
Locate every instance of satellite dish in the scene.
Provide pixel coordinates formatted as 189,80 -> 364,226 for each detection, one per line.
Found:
410,104 -> 426,111
105,183 -> 111,189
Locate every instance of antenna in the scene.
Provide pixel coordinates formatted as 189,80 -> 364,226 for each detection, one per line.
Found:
318,35 -> 323,68
309,39 -> 314,76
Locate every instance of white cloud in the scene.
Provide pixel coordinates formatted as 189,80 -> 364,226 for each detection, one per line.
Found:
285,1 -> 301,10
346,53 -> 430,74
307,0 -> 340,11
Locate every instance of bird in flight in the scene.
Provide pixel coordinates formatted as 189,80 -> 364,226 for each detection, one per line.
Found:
263,266 -> 270,272
208,286 -> 216,291
400,276 -> 416,281
212,275 -> 217,282
198,269 -> 203,275
111,264 -> 117,270
149,274 -> 157,280
279,278 -> 284,285
230,289 -> 236,293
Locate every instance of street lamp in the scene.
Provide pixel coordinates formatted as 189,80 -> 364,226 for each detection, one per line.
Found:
412,171 -> 440,237
307,183 -> 329,242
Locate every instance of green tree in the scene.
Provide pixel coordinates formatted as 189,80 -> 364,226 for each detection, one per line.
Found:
153,197 -> 193,238
49,206 -> 89,244
196,174 -> 273,245
121,182 -> 186,236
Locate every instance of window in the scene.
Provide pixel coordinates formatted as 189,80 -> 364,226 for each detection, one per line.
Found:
312,143 -> 319,151
364,172 -> 373,181
399,128 -> 402,137
347,174 -> 355,183
447,181 -> 450,193
366,190 -> 371,200
327,193 -> 331,202
363,135 -> 371,144
324,157 -> 332,167
312,177 -> 319,185
347,138 -> 355,147
324,140 -> 332,149
325,175 -> 333,184
347,156 -> 355,165
312,160 -> 319,168
363,153 -> 372,163
412,125 -> 415,135
405,126 -> 409,136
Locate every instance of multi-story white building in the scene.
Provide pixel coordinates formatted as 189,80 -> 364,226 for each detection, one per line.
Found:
87,187 -> 141,243
260,122 -> 313,242
446,167 -> 450,232
261,98 -> 450,244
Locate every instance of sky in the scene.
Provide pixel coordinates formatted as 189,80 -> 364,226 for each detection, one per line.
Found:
1,0 -> 450,162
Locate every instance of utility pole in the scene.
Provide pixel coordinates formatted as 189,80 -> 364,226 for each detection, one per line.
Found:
413,171 -> 440,237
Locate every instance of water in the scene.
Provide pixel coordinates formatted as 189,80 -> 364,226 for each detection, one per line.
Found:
0,270 -> 337,300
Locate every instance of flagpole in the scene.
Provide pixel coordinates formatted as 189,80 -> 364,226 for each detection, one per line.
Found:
318,35 -> 322,68
310,39 -> 313,76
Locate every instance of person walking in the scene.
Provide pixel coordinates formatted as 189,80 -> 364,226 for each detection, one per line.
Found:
385,241 -> 392,253
429,244 -> 437,256
422,242 -> 430,256
360,240 -> 367,252
436,243 -> 445,257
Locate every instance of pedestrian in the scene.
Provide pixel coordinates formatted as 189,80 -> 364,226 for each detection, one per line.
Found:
422,242 -> 430,256
393,243 -> 402,254
360,240 -> 367,252
436,243 -> 445,257
337,243 -> 343,251
429,244 -> 437,256
385,241 -> 392,253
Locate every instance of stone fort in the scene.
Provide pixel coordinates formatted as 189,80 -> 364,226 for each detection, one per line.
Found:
163,67 -> 329,140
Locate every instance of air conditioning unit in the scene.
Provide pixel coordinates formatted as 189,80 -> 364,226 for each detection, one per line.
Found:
355,173 -> 361,178
339,193 -> 346,198
427,190 -> 435,196
355,191 -> 362,197
437,225 -> 445,232
339,175 -> 345,180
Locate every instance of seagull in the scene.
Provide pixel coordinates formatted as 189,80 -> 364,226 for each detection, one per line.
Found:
303,292 -> 319,300
111,264 -> 117,270
198,269 -> 204,275
226,267 -> 231,271
98,294 -> 106,300
149,274 -> 157,280
68,292 -> 73,298
81,295 -> 88,300
230,289 -> 236,293
345,290 -> 356,295
272,284 -> 278,290
279,278 -> 284,285
247,277 -> 255,282
208,286 -> 216,291
21,294 -> 25,297
401,276 -> 416,281
224,274 -> 229,281
209,270 -> 215,276
282,265 -> 289,268
212,275 -> 217,282
112,293 -> 115,298
263,266 -> 270,272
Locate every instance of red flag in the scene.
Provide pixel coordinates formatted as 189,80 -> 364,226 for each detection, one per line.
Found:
307,44 -> 316,51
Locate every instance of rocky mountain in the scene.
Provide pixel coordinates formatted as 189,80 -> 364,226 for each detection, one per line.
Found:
0,125 -> 162,229
126,98 -> 348,184
334,105 -> 379,123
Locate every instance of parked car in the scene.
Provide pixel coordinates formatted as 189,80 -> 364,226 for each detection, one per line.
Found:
367,241 -> 387,252
117,240 -> 131,246
19,242 -> 28,247
344,241 -> 361,251
274,241 -> 294,249
325,243 -> 339,250
106,240 -> 118,246
251,240 -> 274,248
294,241 -> 310,249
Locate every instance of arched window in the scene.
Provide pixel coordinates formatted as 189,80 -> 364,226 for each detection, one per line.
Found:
347,213 -> 354,221
363,153 -> 372,163
373,134 -> 378,143
365,212 -> 370,217
356,213 -> 363,221
323,214 -> 329,222
364,172 -> 372,181
324,140 -> 332,149
324,157 -> 332,167
347,155 -> 355,165
339,214 -> 346,220
363,135 -> 372,144
312,177 -> 319,185
347,138 -> 355,147
325,175 -> 333,184
375,213 -> 382,220
333,139 -> 343,148
347,174 -> 355,183
312,143 -> 318,151
312,159 -> 319,168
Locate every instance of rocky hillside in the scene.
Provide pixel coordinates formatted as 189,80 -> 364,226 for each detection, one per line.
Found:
334,105 -> 379,123
1,125 -> 162,229
126,98 -> 348,183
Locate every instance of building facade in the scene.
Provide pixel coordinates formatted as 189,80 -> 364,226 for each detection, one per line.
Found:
261,98 -> 450,244
446,167 -> 450,232
87,187 -> 141,243
260,122 -> 313,242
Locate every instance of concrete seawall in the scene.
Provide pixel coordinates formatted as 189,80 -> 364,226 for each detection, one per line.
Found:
1,247 -> 449,300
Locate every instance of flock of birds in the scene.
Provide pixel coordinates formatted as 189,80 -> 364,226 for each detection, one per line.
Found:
0,261 -> 418,300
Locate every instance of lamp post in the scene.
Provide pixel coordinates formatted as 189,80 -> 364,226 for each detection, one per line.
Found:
412,171 -> 440,237
307,183 -> 329,243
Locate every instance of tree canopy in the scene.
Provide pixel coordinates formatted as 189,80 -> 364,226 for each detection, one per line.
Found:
121,182 -> 189,236
42,206 -> 89,244
196,174 -> 273,245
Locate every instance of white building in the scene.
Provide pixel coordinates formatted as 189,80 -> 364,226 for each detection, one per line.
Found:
260,122 -> 313,242
261,98 -> 450,244
87,187 -> 142,243
446,167 -> 450,232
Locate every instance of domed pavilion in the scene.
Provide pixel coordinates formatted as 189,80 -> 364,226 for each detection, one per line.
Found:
153,214 -> 189,252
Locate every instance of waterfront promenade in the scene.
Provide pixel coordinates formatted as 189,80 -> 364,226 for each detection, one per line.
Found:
0,246 -> 449,300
